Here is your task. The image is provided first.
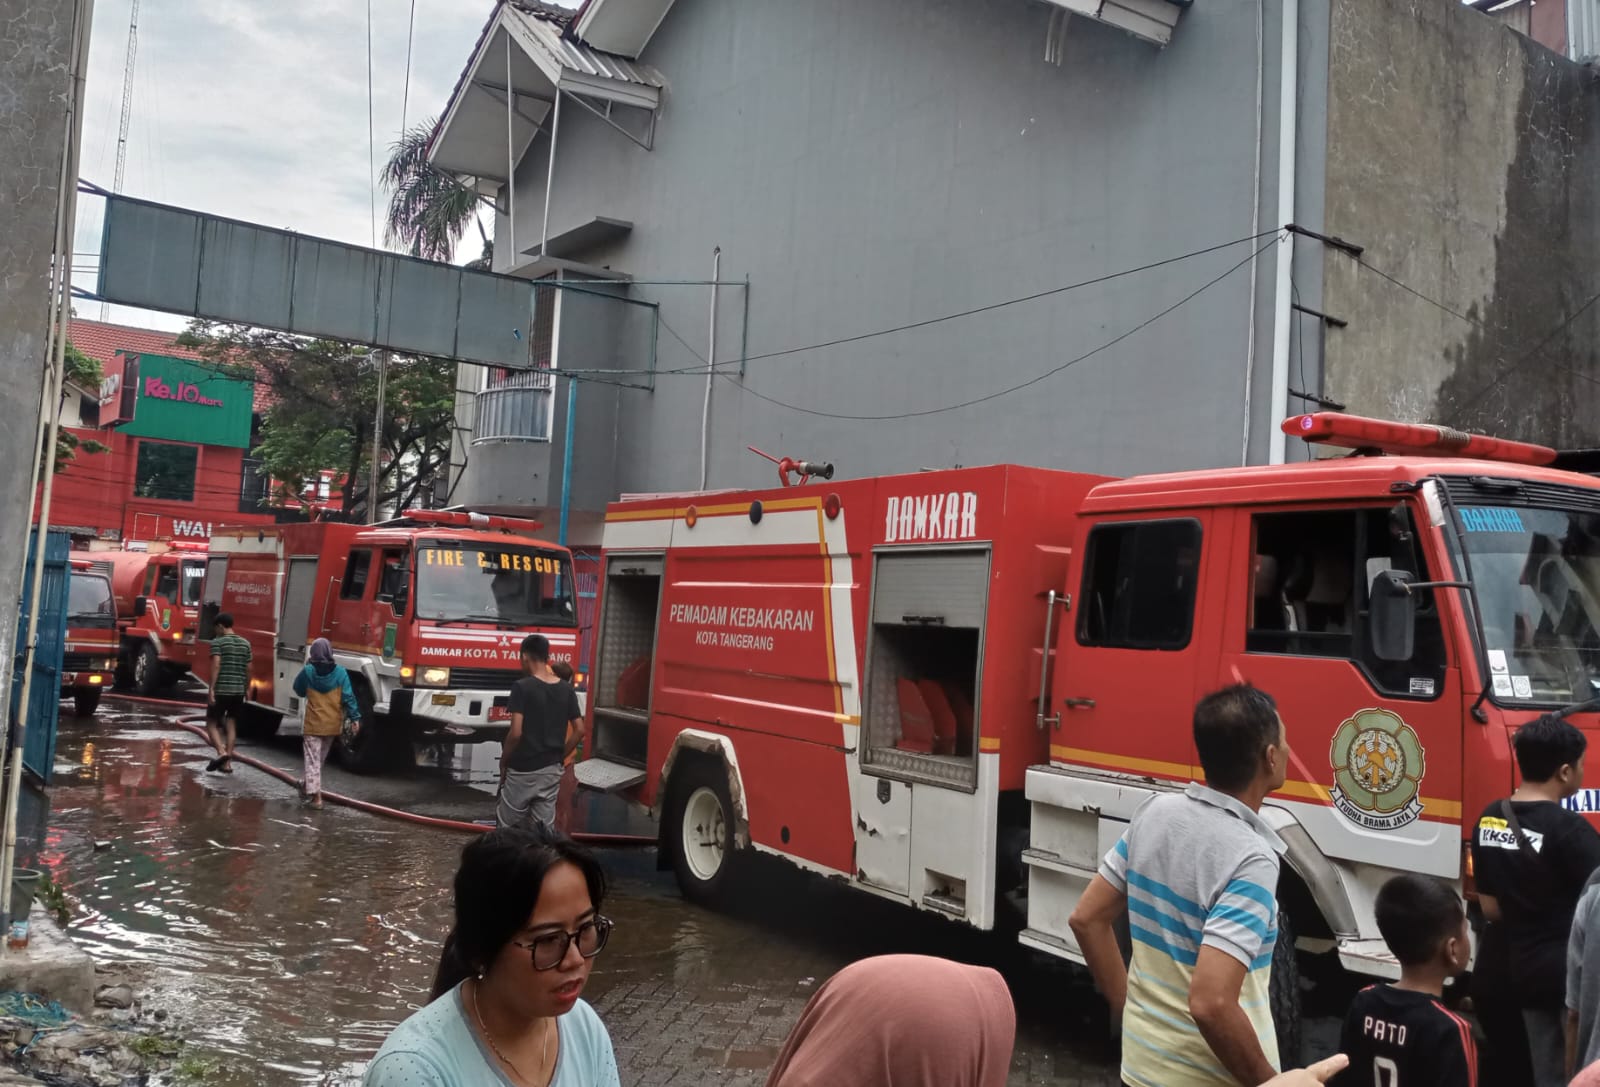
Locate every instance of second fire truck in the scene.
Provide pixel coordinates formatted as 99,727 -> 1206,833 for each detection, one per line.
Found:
202,510 -> 579,770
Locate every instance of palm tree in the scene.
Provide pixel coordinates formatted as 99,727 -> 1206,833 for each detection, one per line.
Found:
381,118 -> 493,267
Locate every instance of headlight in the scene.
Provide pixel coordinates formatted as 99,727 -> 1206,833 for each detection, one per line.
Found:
100,659 -> 116,672
419,667 -> 451,687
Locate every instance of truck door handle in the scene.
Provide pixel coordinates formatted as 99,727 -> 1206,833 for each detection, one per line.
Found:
1063,697 -> 1096,709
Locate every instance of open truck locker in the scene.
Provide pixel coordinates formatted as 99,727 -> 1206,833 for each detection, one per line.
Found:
576,414 -> 1600,1054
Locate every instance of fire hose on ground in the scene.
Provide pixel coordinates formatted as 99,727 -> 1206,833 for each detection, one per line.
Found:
111,693 -> 655,846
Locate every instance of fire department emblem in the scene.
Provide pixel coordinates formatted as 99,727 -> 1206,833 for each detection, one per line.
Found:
1329,708 -> 1426,831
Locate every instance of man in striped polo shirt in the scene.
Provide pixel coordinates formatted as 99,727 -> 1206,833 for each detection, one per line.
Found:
1070,685 -> 1290,1087
206,612 -> 253,773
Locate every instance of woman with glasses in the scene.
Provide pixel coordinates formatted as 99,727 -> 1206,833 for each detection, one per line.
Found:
364,827 -> 620,1086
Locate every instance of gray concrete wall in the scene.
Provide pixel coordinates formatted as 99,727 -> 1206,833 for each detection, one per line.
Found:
0,1 -> 77,736
468,0 -> 1332,511
1321,0 -> 1600,446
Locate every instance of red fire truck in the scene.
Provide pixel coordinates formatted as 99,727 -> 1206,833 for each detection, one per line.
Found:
90,544 -> 209,695
62,558 -> 117,717
202,510 -> 579,771
578,414 -> 1600,1033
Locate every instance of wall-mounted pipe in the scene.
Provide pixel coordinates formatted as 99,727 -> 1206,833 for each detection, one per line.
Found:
699,247 -> 721,490
1267,0 -> 1299,465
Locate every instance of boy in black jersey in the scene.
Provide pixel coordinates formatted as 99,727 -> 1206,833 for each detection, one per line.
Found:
1332,874 -> 1475,1087
1472,715 -> 1600,1087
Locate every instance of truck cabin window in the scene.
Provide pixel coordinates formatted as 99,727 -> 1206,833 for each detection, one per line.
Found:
1077,519 -> 1202,651
1248,507 -> 1445,698
340,550 -> 373,600
1457,504 -> 1600,705
377,549 -> 408,613
415,544 -> 576,627
180,561 -> 204,607
68,574 -> 115,629
154,564 -> 180,601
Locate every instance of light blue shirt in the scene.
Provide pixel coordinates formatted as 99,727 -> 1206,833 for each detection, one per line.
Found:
363,984 -> 620,1087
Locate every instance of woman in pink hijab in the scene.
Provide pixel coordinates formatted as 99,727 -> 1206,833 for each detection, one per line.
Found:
765,955 -> 1015,1087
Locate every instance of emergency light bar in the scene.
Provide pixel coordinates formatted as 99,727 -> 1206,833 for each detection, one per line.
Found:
1282,413 -> 1558,467
166,541 -> 208,552
401,508 -> 546,535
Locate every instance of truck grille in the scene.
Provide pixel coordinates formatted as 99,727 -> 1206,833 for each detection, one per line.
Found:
62,653 -> 96,672
447,667 -> 521,691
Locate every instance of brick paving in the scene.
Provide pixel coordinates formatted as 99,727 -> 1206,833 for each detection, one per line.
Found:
584,851 -> 1128,1085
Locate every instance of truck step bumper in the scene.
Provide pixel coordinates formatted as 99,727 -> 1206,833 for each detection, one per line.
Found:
573,758 -> 646,793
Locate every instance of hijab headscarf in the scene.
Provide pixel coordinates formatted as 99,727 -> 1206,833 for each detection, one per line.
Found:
764,955 -> 1015,1087
309,638 -> 334,663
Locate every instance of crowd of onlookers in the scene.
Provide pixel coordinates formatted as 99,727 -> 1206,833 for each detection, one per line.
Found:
351,676 -> 1595,1086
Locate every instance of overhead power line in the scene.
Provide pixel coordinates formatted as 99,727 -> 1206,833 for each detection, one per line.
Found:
718,237 -> 1277,422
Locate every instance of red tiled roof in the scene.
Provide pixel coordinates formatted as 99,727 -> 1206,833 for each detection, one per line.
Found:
69,318 -> 276,412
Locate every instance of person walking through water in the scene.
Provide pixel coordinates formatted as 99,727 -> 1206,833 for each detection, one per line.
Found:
363,827 -> 620,1086
293,638 -> 359,809
205,612 -> 252,773
499,635 -> 583,832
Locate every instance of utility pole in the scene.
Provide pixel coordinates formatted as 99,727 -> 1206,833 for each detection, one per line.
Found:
0,0 -> 95,923
368,350 -> 389,523
103,0 -> 139,321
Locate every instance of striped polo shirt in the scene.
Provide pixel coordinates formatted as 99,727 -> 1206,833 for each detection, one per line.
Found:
1100,782 -> 1285,1087
210,633 -> 253,696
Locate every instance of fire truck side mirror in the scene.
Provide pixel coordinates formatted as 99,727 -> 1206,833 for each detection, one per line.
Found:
134,596 -> 148,617
1369,569 -> 1417,663
391,583 -> 409,617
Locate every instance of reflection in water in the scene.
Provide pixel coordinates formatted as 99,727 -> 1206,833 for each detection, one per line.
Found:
39,716 -> 556,1084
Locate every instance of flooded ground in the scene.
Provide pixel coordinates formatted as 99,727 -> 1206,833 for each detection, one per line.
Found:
17,697 -> 1341,1085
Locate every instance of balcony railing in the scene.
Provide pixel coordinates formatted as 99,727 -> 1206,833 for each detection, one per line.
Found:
473,370 -> 554,444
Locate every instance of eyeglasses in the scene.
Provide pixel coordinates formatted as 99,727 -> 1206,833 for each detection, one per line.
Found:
511,916 -> 614,971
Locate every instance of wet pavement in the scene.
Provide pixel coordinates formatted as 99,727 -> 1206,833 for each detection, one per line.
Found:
17,696 -> 1343,1085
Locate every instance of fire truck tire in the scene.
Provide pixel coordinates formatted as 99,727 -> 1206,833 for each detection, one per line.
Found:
72,687 -> 102,718
237,705 -> 280,741
1270,907 -> 1302,1068
667,761 -> 737,906
335,682 -> 411,774
132,642 -> 163,697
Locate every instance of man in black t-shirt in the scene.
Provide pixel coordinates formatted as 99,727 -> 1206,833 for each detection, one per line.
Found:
496,634 -> 583,832
1332,874 -> 1476,1087
1471,714 -> 1600,1087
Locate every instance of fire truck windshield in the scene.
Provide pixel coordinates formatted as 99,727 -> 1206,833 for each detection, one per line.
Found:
414,544 -> 576,627
67,573 -> 115,629
1460,503 -> 1600,705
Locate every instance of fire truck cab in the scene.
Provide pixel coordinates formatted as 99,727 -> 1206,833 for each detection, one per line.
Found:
92,544 -> 208,695
202,511 -> 579,771
63,558 -> 117,718
580,415 -> 1600,1041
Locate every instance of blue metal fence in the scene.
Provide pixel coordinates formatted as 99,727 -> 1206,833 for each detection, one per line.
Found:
11,531 -> 69,784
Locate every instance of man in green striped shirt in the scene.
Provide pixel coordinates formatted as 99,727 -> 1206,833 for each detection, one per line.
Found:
207,613 -> 252,773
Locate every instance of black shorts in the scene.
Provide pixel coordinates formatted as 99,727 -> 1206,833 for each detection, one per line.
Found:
207,694 -> 246,725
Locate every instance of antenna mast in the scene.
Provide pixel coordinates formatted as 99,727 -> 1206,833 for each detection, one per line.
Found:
104,0 -> 141,320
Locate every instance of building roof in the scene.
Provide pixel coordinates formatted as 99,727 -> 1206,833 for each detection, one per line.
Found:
428,0 -> 665,181
69,318 -> 274,413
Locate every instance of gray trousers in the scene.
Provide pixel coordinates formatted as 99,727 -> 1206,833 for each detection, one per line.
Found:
497,765 -> 563,831
1523,1007 -> 1565,1087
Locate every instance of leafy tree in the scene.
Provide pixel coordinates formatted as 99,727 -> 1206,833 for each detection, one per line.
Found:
52,341 -> 110,472
382,117 -> 492,266
176,323 -> 456,520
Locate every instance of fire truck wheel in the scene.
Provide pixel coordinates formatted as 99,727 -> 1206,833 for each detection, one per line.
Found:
1270,907 -> 1302,1068
237,705 -> 280,741
668,761 -> 737,906
132,642 -> 163,697
72,687 -> 102,718
335,682 -> 410,773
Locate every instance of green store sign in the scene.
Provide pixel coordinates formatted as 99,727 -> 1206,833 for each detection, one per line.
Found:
119,353 -> 253,448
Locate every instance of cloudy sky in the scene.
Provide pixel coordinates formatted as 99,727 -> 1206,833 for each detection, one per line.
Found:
73,0 -> 537,330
